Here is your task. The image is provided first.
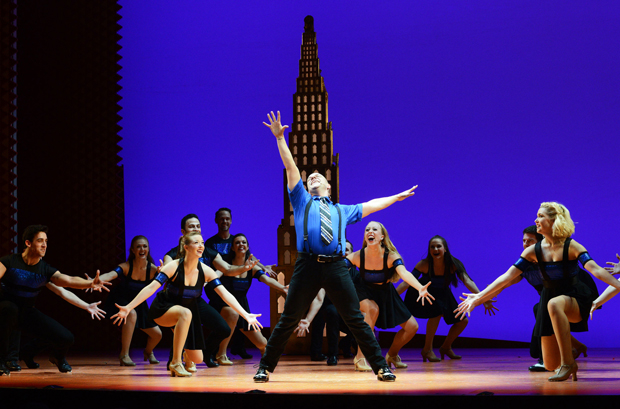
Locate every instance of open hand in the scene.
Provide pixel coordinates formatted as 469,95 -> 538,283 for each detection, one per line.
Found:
263,111 -> 289,138
294,319 -> 310,337
483,300 -> 499,316
416,282 -> 435,306
87,301 -> 106,320
605,254 -> 620,275
396,185 -> 418,201
264,264 -> 277,278
91,270 -> 112,292
111,304 -> 130,326
245,313 -> 263,332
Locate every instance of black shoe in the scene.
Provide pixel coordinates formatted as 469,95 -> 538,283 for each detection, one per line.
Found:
327,355 -> 338,366
230,347 -> 253,359
310,353 -> 327,361
0,363 -> 10,376
22,356 -> 39,369
204,356 -> 220,368
253,367 -> 269,383
528,359 -> 548,372
5,360 -> 21,372
49,357 -> 72,373
377,366 -> 396,382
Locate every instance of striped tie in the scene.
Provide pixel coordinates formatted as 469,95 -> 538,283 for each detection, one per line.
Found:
319,197 -> 333,245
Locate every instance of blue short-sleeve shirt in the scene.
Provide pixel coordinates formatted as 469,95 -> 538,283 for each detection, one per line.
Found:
288,179 -> 362,255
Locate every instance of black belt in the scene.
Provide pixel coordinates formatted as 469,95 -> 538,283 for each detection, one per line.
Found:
543,275 -> 578,289
298,252 -> 344,263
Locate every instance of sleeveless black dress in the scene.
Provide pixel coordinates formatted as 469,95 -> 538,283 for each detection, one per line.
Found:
208,270 -> 262,331
148,259 -> 206,349
104,262 -> 157,329
354,249 -> 411,329
531,239 -> 596,337
404,267 -> 460,325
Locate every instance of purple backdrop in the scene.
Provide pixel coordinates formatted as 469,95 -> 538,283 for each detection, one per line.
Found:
118,1 -> 620,346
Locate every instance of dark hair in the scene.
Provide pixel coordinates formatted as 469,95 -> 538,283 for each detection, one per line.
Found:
425,235 -> 469,288
181,214 -> 200,230
227,233 -> 250,263
523,225 -> 543,243
127,235 -> 155,264
346,239 -> 353,249
23,225 -> 48,246
215,208 -> 232,219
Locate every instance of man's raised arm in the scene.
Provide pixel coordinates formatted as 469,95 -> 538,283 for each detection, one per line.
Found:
362,185 -> 418,218
263,111 -> 300,191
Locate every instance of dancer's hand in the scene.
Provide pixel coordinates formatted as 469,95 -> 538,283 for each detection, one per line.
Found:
111,304 -> 130,326
263,111 -> 289,139
395,185 -> 418,201
156,259 -> 165,273
245,313 -> 263,332
590,300 -> 600,320
84,273 -> 94,293
264,264 -> 277,278
91,270 -> 112,292
86,301 -> 106,320
416,282 -> 434,306
294,319 -> 311,337
244,256 -> 259,272
483,300 -> 499,316
605,254 -> 620,275
454,293 -> 479,320
281,285 -> 289,295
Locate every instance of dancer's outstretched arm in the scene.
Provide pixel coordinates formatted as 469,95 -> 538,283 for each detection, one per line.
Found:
361,186 -> 418,218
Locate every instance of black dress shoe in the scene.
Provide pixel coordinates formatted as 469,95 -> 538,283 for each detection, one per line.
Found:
230,347 -> 253,359
310,353 -> 327,361
49,357 -> 72,373
528,361 -> 548,372
377,366 -> 396,382
253,367 -> 269,382
326,355 -> 338,366
204,356 -> 220,368
22,356 -> 39,369
0,363 -> 10,376
5,361 -> 21,372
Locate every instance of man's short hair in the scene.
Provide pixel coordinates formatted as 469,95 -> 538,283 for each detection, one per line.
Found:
23,225 -> 49,245
215,208 -> 232,219
181,214 -> 200,230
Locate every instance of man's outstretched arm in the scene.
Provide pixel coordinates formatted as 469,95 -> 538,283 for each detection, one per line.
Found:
263,111 -> 300,191
362,185 -> 418,218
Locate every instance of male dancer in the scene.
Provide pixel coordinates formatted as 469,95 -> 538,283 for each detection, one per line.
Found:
254,111 -> 417,382
0,225 -> 109,374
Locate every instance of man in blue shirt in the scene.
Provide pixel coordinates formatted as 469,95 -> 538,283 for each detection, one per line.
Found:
254,111 -> 418,383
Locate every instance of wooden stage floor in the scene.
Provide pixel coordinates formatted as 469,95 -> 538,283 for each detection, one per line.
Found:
3,348 -> 620,407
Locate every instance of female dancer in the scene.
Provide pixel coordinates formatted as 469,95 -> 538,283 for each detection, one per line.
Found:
97,236 -> 162,366
111,231 -> 262,377
457,202 -> 620,381
398,235 -> 496,363
207,233 -> 288,365
347,221 -> 433,371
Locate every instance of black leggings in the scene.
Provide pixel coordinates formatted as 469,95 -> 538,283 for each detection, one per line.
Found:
0,300 -> 74,361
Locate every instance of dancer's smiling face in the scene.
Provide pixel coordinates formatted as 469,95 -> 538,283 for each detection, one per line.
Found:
364,222 -> 384,247
429,238 -> 445,260
131,238 -> 149,260
307,173 -> 330,196
535,208 -> 553,236
232,235 -> 248,255
184,234 -> 205,258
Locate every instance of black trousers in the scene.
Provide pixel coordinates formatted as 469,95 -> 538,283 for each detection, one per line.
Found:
198,297 -> 231,355
0,300 -> 74,361
260,257 -> 386,373
310,302 -> 340,356
530,303 -> 542,359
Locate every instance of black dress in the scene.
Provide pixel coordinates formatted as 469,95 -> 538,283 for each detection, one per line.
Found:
208,270 -> 263,331
148,259 -> 205,350
354,249 -> 411,329
103,262 -> 157,329
404,267 -> 460,325
531,239 -> 596,337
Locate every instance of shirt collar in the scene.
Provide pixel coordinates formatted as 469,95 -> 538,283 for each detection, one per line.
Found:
312,195 -> 332,204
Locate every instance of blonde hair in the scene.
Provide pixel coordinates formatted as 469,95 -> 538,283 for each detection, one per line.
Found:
178,231 -> 203,259
540,202 -> 575,239
362,221 -> 401,282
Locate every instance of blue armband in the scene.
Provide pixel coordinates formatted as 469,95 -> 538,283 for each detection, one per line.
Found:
514,257 -> 533,272
344,258 -> 353,268
154,272 -> 169,285
206,278 -> 222,290
254,270 -> 266,280
392,259 -> 404,268
113,266 -> 123,275
578,252 -> 593,267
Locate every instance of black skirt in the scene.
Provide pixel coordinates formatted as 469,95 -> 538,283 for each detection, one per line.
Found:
533,278 -> 595,337
103,289 -> 157,330
355,281 -> 411,329
210,293 -> 252,331
148,291 -> 205,350
404,282 -> 460,325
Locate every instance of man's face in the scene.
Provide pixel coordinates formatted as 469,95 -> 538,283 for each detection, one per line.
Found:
26,232 -> 48,258
345,242 -> 353,256
215,211 -> 231,233
307,173 -> 330,196
182,218 -> 201,235
522,232 -> 538,250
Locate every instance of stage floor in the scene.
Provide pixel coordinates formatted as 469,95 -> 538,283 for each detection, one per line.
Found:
3,348 -> 620,396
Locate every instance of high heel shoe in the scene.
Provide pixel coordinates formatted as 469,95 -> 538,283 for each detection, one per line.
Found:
215,354 -> 233,366
548,363 -> 578,382
169,362 -> 192,377
119,354 -> 136,367
421,350 -> 440,363
143,350 -> 159,365
439,347 -> 462,360
183,351 -> 197,373
572,345 -> 588,359
354,357 -> 372,372
385,353 -> 407,369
